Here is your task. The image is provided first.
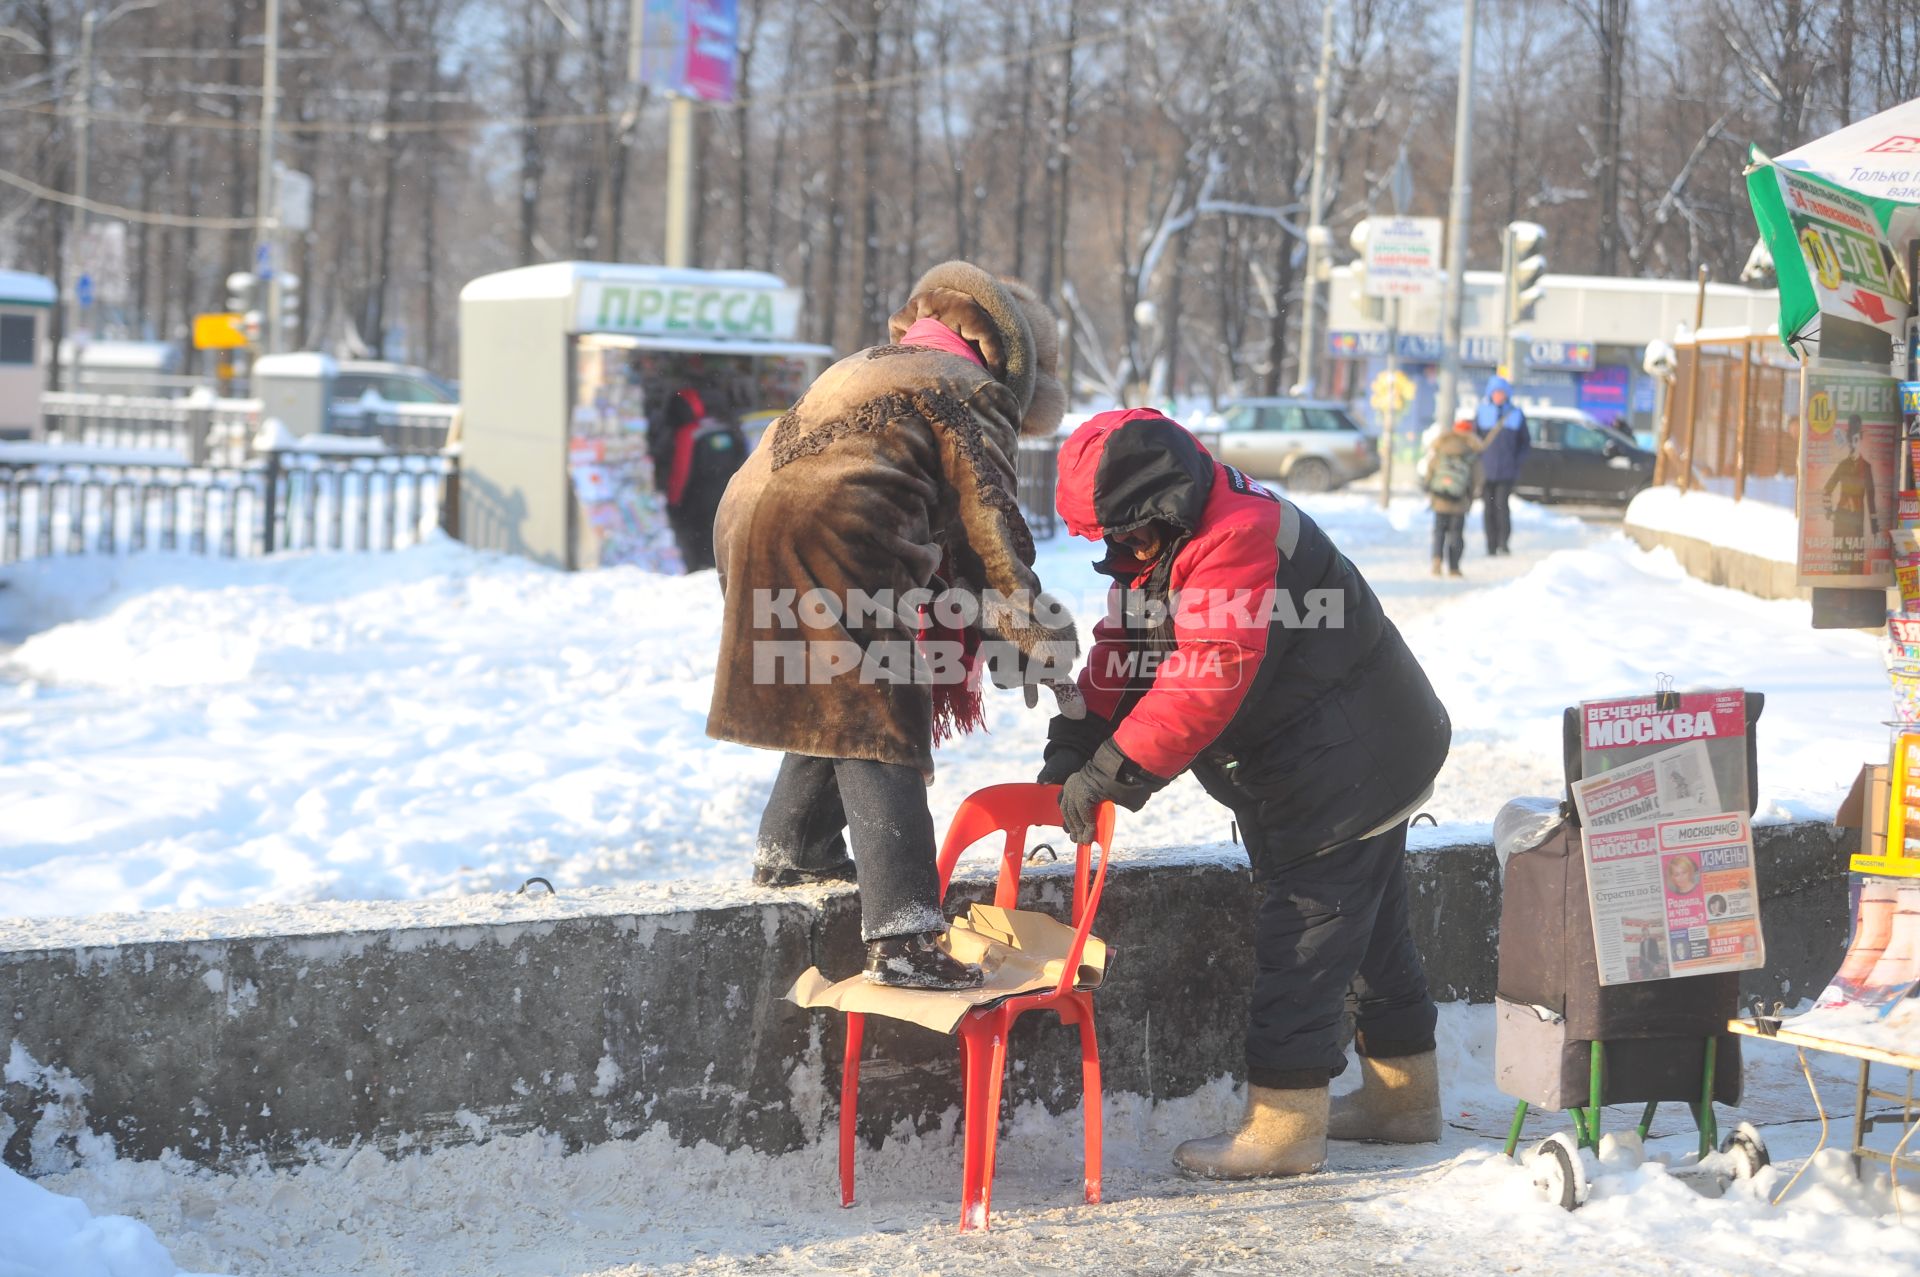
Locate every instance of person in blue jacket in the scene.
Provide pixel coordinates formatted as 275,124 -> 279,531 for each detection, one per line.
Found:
1473,373 -> 1530,555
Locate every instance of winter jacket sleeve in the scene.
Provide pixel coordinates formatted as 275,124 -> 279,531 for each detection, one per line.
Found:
935,380 -> 1079,675
1108,522 -> 1278,780
1073,597 -> 1134,722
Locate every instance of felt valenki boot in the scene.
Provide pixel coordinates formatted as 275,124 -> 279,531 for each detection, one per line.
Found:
1171,1085 -> 1328,1179
1327,1051 -> 1443,1143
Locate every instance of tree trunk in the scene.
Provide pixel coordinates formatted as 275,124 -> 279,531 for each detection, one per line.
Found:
857,0 -> 885,339
821,17 -> 856,350
1007,8 -> 1033,280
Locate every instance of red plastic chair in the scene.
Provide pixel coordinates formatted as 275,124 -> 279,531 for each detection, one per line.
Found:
837,782 -> 1117,1232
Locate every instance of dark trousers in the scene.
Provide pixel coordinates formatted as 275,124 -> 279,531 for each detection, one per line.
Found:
668,507 -> 717,573
756,753 -> 945,941
1243,821 -> 1438,1088
1483,480 -> 1515,553
1429,510 -> 1466,571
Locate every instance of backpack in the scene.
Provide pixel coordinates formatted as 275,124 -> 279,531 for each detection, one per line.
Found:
1427,447 -> 1474,501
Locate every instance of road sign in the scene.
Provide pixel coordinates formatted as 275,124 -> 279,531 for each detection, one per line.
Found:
1362,216 -> 1443,298
255,242 -> 273,281
193,311 -> 249,350
276,165 -> 314,232
75,273 -> 93,308
1371,369 -> 1416,422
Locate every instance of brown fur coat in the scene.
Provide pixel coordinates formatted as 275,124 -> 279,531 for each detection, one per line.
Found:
706,262 -> 1076,776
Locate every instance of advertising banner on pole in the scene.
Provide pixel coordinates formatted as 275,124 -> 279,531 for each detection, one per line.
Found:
640,0 -> 737,103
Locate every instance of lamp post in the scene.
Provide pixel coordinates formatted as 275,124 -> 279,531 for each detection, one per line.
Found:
1293,0 -> 1337,396
62,1 -> 157,389
254,0 -> 282,353
1432,0 -> 1478,436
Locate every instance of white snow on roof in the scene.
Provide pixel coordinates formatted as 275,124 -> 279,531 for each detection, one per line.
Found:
253,350 -> 338,379
461,260 -> 793,302
0,268 -> 55,305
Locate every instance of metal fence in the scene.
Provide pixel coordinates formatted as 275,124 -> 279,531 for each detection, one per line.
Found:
0,444 -> 458,564
1653,335 -> 1801,508
1016,437 -> 1060,539
42,391 -> 264,464
41,391 -> 458,461
327,399 -> 460,454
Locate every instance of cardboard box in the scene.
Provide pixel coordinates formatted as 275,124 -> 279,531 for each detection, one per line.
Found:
788,903 -> 1107,1035
1837,761 -> 1892,866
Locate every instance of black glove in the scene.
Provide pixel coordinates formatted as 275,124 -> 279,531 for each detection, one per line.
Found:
1036,747 -> 1086,786
1036,702 -> 1115,785
1059,740 -> 1168,845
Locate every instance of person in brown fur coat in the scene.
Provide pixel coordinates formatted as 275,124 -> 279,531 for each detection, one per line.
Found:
707,261 -> 1081,989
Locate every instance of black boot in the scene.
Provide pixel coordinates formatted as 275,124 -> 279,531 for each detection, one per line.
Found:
863,931 -> 985,990
751,858 -> 859,887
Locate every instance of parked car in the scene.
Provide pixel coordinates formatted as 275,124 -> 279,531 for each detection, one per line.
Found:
332,360 -> 458,405
1205,398 -> 1379,492
1513,405 -> 1653,505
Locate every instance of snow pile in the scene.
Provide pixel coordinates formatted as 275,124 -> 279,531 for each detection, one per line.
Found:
0,1162 -> 219,1277
1626,485 -> 1800,565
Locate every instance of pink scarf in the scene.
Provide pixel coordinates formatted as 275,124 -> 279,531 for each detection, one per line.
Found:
901,316 -> 986,368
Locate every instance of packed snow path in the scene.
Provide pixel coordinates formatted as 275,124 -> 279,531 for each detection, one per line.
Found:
0,494 -> 1890,919
17,1004 -> 1920,1276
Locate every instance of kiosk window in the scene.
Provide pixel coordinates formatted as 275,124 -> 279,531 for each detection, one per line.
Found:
0,315 -> 34,365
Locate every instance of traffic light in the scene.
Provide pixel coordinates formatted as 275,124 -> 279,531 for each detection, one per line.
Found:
1503,221 -> 1548,326
279,272 -> 301,337
1347,220 -> 1383,321
225,271 -> 257,313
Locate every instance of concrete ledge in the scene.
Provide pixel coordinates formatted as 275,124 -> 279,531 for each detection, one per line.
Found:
1623,522 -> 1806,602
1,822 -> 1850,1174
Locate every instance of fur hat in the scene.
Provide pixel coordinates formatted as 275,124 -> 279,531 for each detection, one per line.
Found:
998,276 -> 1066,439
888,261 -> 1064,438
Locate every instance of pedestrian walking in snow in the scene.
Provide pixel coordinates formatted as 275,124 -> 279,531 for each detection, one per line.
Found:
1474,373 -> 1530,556
1423,419 -> 1483,578
1041,409 -> 1451,1179
708,261 -> 1080,990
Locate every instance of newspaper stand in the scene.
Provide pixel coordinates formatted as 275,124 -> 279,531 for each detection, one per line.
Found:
1726,1016 -> 1920,1203
1493,694 -> 1771,1209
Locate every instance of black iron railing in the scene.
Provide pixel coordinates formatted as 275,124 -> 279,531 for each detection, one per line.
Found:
1016,437 -> 1060,540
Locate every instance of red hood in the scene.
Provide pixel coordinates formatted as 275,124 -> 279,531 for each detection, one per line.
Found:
1056,408 -> 1216,540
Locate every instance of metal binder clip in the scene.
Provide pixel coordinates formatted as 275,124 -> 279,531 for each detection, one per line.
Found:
1746,996 -> 1782,1036
1654,672 -> 1680,713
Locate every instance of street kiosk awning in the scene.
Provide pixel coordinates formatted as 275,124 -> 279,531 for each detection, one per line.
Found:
1746,98 -> 1920,361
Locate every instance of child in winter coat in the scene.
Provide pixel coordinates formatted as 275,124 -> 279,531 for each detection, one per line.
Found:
1424,420 -> 1483,577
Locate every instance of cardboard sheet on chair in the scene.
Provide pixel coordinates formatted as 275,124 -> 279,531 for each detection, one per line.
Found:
786,904 -> 1108,1034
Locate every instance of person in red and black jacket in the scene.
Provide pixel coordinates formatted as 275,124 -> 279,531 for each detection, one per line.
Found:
1041,409 -> 1453,1179
652,386 -> 745,573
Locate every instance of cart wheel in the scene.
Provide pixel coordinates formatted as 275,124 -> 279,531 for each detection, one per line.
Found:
1529,1132 -> 1589,1211
1720,1122 -> 1770,1180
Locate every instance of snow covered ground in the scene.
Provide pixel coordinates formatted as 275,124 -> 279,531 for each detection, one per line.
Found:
0,494 -> 1890,920
11,1001 -> 1920,1277
2,494 -> 1912,1274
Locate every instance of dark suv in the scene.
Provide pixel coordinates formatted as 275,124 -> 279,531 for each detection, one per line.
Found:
1514,406 -> 1653,505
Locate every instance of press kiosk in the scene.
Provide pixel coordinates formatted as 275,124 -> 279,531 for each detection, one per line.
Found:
457,262 -> 833,571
